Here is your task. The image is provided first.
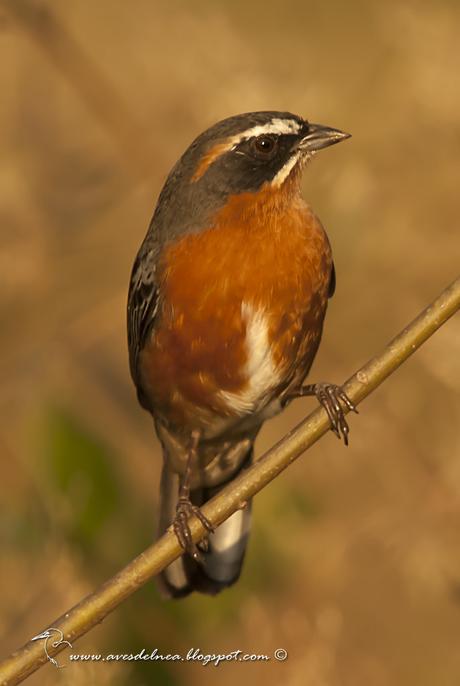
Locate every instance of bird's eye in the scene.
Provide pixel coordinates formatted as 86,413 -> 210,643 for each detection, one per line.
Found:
251,135 -> 277,157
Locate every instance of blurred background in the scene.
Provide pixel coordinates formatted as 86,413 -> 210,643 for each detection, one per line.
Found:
1,0 -> 459,684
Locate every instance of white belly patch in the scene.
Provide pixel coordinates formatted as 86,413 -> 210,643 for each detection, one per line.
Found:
219,302 -> 281,415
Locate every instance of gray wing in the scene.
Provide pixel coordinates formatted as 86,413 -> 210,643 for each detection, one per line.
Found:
127,245 -> 159,402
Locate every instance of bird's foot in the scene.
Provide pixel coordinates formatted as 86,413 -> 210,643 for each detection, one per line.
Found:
173,497 -> 215,563
290,382 -> 358,446
171,429 -> 214,561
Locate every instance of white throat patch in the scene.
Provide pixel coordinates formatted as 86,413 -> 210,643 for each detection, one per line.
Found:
271,151 -> 301,187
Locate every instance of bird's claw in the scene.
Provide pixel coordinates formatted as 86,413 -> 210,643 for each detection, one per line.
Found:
172,498 -> 214,562
313,382 -> 357,446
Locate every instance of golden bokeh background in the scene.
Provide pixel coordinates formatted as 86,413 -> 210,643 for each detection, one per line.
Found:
1,0 -> 459,684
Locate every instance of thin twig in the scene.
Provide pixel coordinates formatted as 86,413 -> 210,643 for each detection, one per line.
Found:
0,276 -> 459,685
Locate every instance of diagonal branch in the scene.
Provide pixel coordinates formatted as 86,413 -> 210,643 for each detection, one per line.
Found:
1,276 -> 459,685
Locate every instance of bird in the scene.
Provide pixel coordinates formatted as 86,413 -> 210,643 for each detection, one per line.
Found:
127,110 -> 356,597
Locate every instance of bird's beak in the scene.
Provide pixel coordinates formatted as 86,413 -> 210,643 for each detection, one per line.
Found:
298,123 -> 351,153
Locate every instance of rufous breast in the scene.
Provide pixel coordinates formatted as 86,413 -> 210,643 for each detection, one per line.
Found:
139,178 -> 333,433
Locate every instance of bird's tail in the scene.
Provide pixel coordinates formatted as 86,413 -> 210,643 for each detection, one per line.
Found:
157,447 -> 253,598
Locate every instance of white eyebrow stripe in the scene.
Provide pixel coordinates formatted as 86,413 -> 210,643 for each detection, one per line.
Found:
191,118 -> 303,181
229,118 -> 301,149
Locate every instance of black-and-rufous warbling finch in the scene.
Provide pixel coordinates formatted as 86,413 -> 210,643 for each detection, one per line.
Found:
127,111 -> 355,597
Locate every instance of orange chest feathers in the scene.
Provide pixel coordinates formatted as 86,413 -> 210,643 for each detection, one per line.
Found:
139,184 -> 333,429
